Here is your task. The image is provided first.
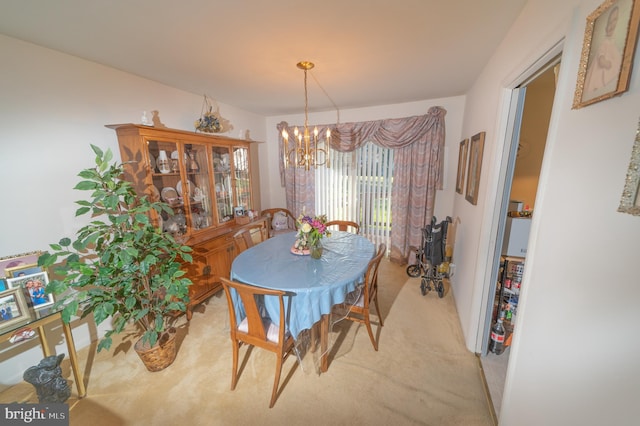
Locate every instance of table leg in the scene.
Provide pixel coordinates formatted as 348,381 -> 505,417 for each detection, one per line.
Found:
36,325 -> 51,357
320,314 -> 329,372
61,322 -> 86,398
309,322 -> 318,353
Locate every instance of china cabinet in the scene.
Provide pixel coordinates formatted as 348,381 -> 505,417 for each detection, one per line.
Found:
107,124 -> 264,319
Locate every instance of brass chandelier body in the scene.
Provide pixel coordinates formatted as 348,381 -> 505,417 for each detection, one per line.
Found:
282,61 -> 331,170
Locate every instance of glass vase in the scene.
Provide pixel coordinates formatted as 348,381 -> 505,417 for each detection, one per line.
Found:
310,240 -> 323,259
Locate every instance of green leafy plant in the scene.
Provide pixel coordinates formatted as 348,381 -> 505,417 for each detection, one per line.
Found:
39,145 -> 193,352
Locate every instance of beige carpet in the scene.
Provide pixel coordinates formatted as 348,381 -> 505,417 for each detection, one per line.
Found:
1,260 -> 494,425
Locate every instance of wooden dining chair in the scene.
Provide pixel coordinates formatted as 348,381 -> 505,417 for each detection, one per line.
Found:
325,220 -> 360,234
333,243 -> 386,350
261,208 -> 297,237
233,223 -> 267,253
220,277 -> 295,408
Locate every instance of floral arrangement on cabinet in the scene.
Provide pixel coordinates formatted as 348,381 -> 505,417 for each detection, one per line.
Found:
195,95 -> 223,133
195,108 -> 222,133
294,214 -> 330,252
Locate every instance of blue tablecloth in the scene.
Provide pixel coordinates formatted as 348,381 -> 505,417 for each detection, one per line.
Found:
230,231 -> 375,339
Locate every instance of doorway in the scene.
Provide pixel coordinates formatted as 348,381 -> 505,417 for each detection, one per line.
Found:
479,57 -> 561,417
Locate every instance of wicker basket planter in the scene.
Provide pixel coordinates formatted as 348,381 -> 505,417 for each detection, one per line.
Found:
134,328 -> 177,372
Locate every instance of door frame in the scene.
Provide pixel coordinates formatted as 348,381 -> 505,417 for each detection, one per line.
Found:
474,41 -> 564,354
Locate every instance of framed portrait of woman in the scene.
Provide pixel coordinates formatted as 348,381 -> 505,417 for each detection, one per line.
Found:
573,0 -> 640,108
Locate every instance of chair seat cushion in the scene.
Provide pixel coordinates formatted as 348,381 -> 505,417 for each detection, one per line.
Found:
238,317 -> 280,343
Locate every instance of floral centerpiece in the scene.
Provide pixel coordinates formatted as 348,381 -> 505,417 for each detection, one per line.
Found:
293,214 -> 331,258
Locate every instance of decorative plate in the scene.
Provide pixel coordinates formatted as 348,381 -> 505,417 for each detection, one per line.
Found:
176,180 -> 192,197
290,246 -> 310,256
161,187 -> 179,204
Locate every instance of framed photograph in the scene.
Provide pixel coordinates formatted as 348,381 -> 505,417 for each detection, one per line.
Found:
456,139 -> 469,194
573,0 -> 640,108
618,119 -> 640,215
7,271 -> 53,310
0,288 -> 32,332
465,132 -> 486,206
0,251 -> 42,279
6,263 -> 42,279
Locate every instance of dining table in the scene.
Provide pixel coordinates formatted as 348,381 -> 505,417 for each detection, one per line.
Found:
230,230 -> 375,372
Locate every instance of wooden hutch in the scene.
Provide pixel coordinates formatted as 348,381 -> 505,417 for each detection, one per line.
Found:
107,124 -> 265,319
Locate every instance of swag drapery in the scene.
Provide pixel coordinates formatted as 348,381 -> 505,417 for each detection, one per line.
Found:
277,105 -> 446,264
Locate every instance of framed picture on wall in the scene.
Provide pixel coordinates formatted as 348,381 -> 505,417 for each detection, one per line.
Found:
465,132 -> 486,205
573,0 -> 640,108
456,139 -> 469,195
618,118 -> 640,216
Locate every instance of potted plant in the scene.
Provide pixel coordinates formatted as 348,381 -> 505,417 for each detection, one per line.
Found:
39,145 -> 193,372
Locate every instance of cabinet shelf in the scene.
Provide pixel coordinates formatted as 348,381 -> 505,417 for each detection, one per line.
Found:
491,256 -> 525,350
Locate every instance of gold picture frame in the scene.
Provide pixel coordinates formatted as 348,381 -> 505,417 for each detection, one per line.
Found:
618,119 -> 640,215
6,263 -> 42,278
465,132 -> 486,206
0,251 -> 42,279
0,287 -> 32,333
456,139 -> 469,195
573,0 -> 640,109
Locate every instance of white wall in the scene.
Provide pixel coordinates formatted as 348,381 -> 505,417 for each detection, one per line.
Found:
452,0 -> 640,424
0,35 -> 265,386
263,96 -> 467,220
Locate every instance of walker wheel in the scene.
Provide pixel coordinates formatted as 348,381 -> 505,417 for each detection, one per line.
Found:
420,278 -> 429,295
407,264 -> 421,277
437,281 -> 445,298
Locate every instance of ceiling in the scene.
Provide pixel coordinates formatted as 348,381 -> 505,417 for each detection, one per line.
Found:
0,0 -> 527,116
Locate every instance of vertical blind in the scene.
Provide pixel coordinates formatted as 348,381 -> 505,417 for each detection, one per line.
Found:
315,142 -> 393,250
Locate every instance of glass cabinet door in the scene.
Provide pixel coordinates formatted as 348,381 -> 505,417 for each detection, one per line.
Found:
233,146 -> 252,211
183,143 -> 213,232
211,146 -> 234,224
146,139 -> 187,237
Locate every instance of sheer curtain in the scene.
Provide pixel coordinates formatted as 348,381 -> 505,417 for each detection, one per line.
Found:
278,105 -> 446,263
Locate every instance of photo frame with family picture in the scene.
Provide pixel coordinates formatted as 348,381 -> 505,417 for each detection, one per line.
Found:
0,287 -> 32,332
7,271 -> 54,310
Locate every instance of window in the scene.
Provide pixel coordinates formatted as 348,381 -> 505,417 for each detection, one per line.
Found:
315,142 -> 393,249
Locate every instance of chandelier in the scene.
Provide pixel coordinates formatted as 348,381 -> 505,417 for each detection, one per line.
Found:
282,61 -> 331,170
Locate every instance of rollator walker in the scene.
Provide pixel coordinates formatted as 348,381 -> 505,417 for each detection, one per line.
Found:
406,216 -> 453,298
